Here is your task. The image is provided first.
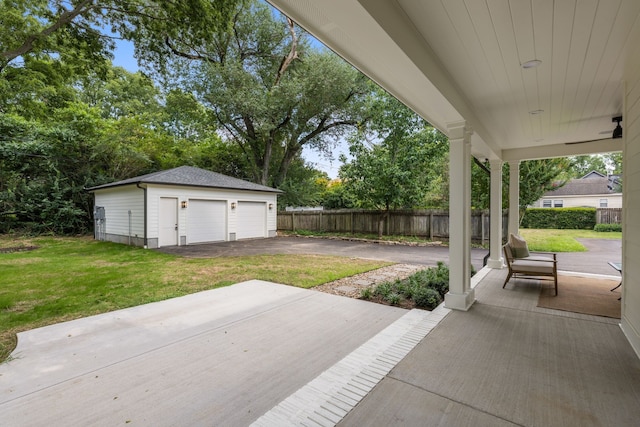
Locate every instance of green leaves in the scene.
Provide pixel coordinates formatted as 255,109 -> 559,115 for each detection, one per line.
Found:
339,89 -> 449,214
180,1 -> 367,186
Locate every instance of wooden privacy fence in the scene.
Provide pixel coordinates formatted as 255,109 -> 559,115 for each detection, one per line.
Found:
596,208 -> 622,224
277,209 -> 509,242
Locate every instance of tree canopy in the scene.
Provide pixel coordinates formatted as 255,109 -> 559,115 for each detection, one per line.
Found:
0,0 -> 241,75
169,0 -> 370,187
338,88 -> 449,235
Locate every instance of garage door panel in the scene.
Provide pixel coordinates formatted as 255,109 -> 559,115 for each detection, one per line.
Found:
237,202 -> 266,239
188,200 -> 226,244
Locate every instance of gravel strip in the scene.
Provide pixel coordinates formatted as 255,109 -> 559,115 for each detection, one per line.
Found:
314,264 -> 426,299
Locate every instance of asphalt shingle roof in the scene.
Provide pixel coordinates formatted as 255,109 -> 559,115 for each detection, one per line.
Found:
544,177 -> 615,196
86,166 -> 282,193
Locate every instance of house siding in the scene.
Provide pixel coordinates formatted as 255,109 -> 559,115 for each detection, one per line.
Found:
537,194 -> 623,209
621,29 -> 640,357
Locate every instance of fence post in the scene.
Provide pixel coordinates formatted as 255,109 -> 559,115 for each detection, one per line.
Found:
429,212 -> 434,240
351,211 -> 354,234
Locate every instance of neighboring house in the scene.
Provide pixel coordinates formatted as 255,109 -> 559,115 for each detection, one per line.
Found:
87,166 -> 282,248
533,171 -> 622,209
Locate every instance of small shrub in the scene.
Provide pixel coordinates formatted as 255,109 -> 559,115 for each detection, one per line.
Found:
413,287 -> 442,310
360,287 -> 372,299
385,292 -> 402,305
393,279 -> 408,296
594,223 -> 622,232
373,282 -> 393,299
428,262 -> 449,296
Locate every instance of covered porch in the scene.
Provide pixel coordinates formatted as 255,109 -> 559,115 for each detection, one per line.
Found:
263,0 -> 640,424
267,0 -> 640,359
339,266 -> 640,426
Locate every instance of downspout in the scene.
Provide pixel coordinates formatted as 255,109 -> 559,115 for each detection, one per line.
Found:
136,183 -> 148,248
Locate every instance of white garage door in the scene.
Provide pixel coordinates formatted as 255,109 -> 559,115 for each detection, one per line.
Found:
187,200 -> 227,244
237,201 -> 266,240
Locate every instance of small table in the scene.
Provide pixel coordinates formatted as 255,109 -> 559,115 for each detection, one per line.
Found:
608,262 -> 622,300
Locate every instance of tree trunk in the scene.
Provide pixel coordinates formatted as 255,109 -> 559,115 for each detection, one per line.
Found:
378,210 -> 389,238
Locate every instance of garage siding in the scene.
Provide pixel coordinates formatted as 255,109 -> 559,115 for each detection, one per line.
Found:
93,186 -> 145,240
147,185 -> 277,245
95,184 -> 277,247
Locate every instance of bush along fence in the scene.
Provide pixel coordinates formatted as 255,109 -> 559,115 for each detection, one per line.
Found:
277,207 -> 621,238
520,207 -> 621,230
277,209 -> 508,243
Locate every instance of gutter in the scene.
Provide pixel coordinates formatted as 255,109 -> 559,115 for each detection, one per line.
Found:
136,182 -> 148,248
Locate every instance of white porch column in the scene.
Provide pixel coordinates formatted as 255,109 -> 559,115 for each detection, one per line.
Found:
445,121 -> 475,311
487,159 -> 504,268
508,160 -> 520,237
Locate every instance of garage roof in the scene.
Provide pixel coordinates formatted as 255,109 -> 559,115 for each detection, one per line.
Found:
87,166 -> 283,193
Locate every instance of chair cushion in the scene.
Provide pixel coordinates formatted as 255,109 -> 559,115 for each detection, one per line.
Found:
509,233 -> 530,258
523,255 -> 554,262
511,259 -> 555,274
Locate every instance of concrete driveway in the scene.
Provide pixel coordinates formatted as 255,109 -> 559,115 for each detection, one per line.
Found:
158,236 -> 490,271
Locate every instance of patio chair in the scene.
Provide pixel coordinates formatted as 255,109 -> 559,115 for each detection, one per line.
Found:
503,243 -> 558,295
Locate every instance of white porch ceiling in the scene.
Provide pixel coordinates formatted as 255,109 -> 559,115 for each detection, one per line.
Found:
266,0 -> 635,161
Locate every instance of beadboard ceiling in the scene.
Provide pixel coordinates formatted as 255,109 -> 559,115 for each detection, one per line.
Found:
267,0 -> 636,161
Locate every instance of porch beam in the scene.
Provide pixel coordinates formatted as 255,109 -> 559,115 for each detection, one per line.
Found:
445,121 -> 475,311
487,159 -> 504,268
508,160 -> 520,236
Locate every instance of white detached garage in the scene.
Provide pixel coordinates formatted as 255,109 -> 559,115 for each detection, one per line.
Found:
87,166 -> 281,248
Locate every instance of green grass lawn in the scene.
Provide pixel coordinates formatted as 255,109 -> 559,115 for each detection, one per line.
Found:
0,235 -> 389,362
519,228 -> 622,252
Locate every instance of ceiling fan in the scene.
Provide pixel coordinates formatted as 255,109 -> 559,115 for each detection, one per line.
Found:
565,116 -> 622,145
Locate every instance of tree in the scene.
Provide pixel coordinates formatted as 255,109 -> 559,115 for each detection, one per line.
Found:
0,107 -> 103,233
78,67 -> 161,120
471,157 -> 574,224
339,89 -> 448,236
0,60 -> 232,234
1,0 -> 241,75
569,155 -> 608,178
513,158 -> 573,223
277,160 -> 330,209
172,0 -> 370,187
320,180 -> 357,210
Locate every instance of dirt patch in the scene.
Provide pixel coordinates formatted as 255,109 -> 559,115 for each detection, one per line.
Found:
0,246 -> 38,254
